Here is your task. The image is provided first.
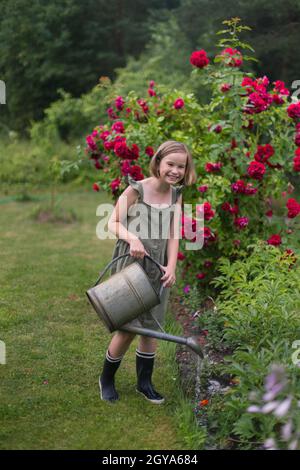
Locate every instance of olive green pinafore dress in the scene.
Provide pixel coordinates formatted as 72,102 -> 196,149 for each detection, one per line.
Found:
110,174 -> 184,331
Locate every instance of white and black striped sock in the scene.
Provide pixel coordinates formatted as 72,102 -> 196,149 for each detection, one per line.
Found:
106,350 -> 123,363
136,349 -> 155,359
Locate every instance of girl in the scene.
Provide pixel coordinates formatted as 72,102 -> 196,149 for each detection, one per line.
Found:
99,140 -> 197,404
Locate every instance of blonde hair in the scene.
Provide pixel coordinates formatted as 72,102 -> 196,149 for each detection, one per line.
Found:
149,140 -> 197,186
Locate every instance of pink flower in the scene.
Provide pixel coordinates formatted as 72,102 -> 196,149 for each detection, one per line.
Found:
148,88 -> 156,97
203,202 -> 215,221
198,185 -> 208,193
100,130 -> 110,141
244,183 -> 258,195
149,80 -> 155,88
233,239 -> 241,246
196,272 -> 206,280
267,234 -> 282,246
107,107 -> 118,119
219,48 -> 243,67
190,49 -> 210,68
231,180 -> 246,194
177,252 -> 185,261
287,102 -> 300,120
234,217 -> 249,230
137,98 -> 149,114
183,285 -> 191,294
174,98 -> 185,109
86,135 -> 97,152
265,210 -> 273,218
273,80 -> 290,96
110,178 -> 121,194
115,96 -> 125,111
247,161 -> 266,180
111,121 -> 125,133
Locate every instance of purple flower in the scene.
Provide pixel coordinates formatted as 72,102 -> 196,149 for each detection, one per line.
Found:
273,396 -> 292,418
264,438 -> 277,450
183,285 -> 191,294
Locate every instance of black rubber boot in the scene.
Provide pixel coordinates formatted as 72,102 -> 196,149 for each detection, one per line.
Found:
99,350 -> 123,402
136,349 -> 165,404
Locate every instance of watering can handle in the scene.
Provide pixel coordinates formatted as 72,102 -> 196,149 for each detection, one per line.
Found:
93,253 -> 166,299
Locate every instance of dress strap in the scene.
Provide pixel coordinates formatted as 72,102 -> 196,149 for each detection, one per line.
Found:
125,174 -> 144,200
172,184 -> 185,204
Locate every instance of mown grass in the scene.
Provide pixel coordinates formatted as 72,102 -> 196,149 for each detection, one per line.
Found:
0,186 -> 204,450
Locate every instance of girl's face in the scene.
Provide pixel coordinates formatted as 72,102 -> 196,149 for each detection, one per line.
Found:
158,152 -> 187,184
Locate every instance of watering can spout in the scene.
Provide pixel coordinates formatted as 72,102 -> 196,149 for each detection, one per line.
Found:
120,325 -> 204,358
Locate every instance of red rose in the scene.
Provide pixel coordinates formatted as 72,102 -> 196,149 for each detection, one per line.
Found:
287,102 -> 300,120
234,217 -> 249,229
145,146 -> 154,157
177,252 -> 185,261
148,88 -> 156,97
286,198 -> 300,218
110,177 -> 121,194
196,272 -> 206,280
267,234 -> 282,246
174,98 -> 185,109
231,180 -> 246,193
190,49 -> 210,68
220,48 -> 243,67
115,96 -> 125,111
247,161 -> 266,180
220,83 -> 231,93
114,141 -> 128,158
198,185 -> 208,193
205,162 -> 222,172
93,183 -> 100,192
111,121 -> 125,133
293,155 -> 300,171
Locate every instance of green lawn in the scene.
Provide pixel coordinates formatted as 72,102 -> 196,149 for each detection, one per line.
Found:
0,187 -> 200,450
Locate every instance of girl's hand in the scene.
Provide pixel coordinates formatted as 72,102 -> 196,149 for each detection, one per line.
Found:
129,238 -> 149,259
160,265 -> 176,288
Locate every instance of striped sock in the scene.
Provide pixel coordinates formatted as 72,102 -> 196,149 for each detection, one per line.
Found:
106,350 -> 123,363
136,349 -> 155,359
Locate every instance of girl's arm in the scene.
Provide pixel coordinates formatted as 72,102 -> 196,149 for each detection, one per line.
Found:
107,185 -> 139,243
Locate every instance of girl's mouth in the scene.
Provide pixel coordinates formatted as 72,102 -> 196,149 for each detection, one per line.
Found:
167,175 -> 178,180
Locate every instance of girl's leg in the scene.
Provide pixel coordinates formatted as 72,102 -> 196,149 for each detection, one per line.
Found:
136,336 -> 164,404
109,331 -> 136,357
100,331 -> 136,402
138,336 -> 157,354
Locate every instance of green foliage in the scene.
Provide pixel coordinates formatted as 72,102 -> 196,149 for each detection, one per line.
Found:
0,0 -> 179,133
192,243 -> 300,449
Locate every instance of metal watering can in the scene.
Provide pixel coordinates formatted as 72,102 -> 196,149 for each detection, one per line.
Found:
86,254 -> 203,357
